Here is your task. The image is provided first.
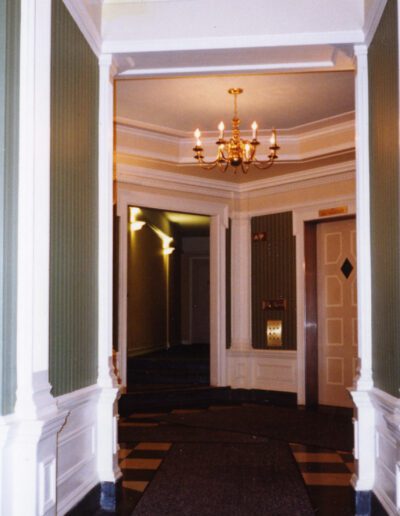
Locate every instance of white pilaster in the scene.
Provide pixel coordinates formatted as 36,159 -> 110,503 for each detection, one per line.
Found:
230,213 -> 252,351
350,44 -> 375,491
210,212 -> 227,386
3,2 -> 67,515
96,54 -> 121,483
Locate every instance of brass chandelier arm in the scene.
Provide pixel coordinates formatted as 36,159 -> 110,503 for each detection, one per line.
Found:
252,156 -> 277,170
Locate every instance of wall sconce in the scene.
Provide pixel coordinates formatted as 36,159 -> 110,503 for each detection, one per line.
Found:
129,206 -> 174,253
129,206 -> 146,232
161,234 -> 175,255
163,246 -> 175,255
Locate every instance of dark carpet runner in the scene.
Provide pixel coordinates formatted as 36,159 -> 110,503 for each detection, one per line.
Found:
162,405 -> 353,451
132,442 -> 314,516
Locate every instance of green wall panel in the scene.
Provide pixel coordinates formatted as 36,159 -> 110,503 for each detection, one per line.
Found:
49,0 -> 99,396
251,212 -> 296,350
369,0 -> 400,397
0,0 -> 19,415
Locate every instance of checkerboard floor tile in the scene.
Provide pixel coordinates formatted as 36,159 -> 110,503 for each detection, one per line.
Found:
290,443 -> 355,514
118,442 -> 172,494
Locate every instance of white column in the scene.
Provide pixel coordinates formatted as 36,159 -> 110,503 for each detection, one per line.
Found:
117,196 -> 128,388
350,44 -> 375,491
4,1 -> 67,515
230,213 -> 252,351
96,54 -> 121,483
210,212 -> 227,386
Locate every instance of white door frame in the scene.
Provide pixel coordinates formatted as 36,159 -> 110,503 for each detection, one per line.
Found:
117,185 -> 229,388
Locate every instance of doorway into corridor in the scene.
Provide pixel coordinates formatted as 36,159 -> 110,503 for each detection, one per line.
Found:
125,207 -> 211,398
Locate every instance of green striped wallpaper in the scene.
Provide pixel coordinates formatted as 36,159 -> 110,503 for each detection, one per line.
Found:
369,0 -> 400,397
251,212 -> 297,350
0,0 -> 19,415
49,0 -> 99,396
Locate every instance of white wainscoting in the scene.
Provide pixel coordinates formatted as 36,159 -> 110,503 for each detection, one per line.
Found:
56,386 -> 101,515
226,350 -> 297,393
368,388 -> 400,516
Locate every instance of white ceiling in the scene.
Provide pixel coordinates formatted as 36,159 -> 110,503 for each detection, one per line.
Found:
115,71 -> 355,133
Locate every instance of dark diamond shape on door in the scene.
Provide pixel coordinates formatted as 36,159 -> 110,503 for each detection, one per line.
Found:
341,258 -> 354,279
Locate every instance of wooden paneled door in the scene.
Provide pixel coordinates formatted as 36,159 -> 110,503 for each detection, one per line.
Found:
317,218 -> 357,408
190,257 -> 210,344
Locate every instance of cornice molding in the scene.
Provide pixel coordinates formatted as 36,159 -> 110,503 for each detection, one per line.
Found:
116,112 -> 355,164
118,59 -> 336,78
363,0 -> 387,47
117,159 -> 355,199
62,0 -> 102,56
103,30 -> 365,55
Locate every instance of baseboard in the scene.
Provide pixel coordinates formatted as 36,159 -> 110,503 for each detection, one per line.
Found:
66,479 -> 122,515
66,483 -> 101,515
354,490 -> 389,516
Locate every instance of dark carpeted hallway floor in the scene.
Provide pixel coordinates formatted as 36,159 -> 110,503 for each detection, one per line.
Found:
68,346 -> 386,515
73,401 -> 367,516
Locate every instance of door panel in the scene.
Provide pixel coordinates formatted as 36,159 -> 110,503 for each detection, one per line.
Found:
191,257 -> 210,344
317,218 -> 357,408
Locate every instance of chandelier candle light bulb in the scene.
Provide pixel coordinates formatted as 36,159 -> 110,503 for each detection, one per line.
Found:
251,121 -> 258,140
192,88 -> 279,174
218,121 -> 225,139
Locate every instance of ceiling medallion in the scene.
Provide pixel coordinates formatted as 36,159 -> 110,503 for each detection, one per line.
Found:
192,88 -> 280,174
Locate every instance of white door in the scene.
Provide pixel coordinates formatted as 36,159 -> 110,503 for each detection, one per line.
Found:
317,218 -> 357,408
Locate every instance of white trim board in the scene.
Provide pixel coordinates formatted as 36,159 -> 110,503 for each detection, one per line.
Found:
117,187 -> 228,388
117,159 -> 355,199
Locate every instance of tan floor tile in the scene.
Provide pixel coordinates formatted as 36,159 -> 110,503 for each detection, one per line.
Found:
302,472 -> 352,486
118,448 -> 133,459
123,480 -> 149,492
120,458 -> 162,470
119,422 -> 159,427
293,452 -> 343,463
135,442 -> 172,451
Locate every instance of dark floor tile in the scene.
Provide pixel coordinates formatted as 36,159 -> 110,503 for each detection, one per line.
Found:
307,485 -> 355,516
299,462 -> 351,473
121,469 -> 158,482
127,449 -> 168,459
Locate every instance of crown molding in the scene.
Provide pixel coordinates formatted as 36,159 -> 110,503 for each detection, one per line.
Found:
115,117 -> 186,139
117,59 -> 336,78
364,0 -> 387,47
116,158 -> 355,199
115,113 -> 355,164
62,0 -> 102,56
243,161 -> 355,198
103,30 -> 365,55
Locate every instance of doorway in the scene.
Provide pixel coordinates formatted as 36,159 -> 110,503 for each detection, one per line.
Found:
305,216 -> 357,408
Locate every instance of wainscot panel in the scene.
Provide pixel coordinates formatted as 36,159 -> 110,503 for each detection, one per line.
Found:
369,388 -> 400,515
227,350 -> 297,393
56,386 -> 101,516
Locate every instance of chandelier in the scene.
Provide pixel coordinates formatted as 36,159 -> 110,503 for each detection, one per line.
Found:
193,88 -> 279,174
